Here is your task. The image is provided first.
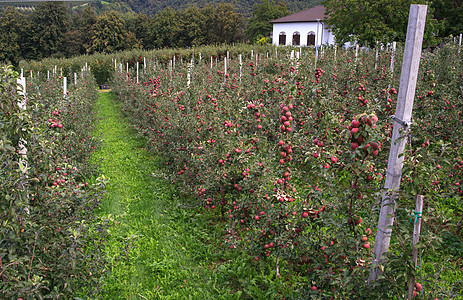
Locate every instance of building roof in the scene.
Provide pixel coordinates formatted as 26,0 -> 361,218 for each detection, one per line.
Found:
270,6 -> 327,23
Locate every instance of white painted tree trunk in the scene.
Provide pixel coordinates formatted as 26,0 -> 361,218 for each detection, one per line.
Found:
459,33 -> 462,53
63,77 -> 67,96
136,62 -> 139,83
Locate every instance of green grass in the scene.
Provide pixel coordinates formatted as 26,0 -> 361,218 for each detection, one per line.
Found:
90,92 -> 286,299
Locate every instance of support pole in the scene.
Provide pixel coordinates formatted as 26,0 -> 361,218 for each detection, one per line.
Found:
459,33 -> 462,53
390,41 -> 397,75
408,195 -> 424,299
369,4 -> 427,283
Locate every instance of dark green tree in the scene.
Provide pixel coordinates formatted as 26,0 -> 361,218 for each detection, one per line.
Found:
89,11 -> 139,53
246,0 -> 290,43
176,6 -> 205,48
72,5 -> 98,54
125,12 -> 152,48
323,0 -> 440,47
150,7 -> 179,48
202,3 -> 245,45
31,1 -> 70,58
0,7 -> 23,65
432,0 -> 463,37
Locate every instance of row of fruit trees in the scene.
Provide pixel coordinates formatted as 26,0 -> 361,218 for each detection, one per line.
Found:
106,38 -> 462,298
0,66 -> 108,298
6,32 -> 463,300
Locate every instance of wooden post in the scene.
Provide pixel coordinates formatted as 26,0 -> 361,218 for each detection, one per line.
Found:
136,62 -> 139,83
390,41 -> 397,75
74,72 -> 77,85
187,63 -> 191,89
63,77 -> 67,97
408,195 -> 424,299
224,57 -> 227,83
459,33 -> 462,53
211,56 -> 213,69
369,4 -> 428,283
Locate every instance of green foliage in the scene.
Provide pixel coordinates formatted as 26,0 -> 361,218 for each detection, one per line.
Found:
89,11 -> 139,54
0,7 -> 22,65
246,0 -> 290,44
0,65 -> 107,298
32,1 -> 70,59
92,92 -> 293,298
323,0 -> 441,47
433,0 -> 463,37
102,0 -> 317,18
106,42 -> 462,297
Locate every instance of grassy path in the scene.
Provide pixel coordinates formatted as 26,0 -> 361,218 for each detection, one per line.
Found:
91,92 -> 243,299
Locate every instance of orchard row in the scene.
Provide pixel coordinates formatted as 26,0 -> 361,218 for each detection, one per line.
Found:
0,67 -> 106,298
110,43 -> 463,297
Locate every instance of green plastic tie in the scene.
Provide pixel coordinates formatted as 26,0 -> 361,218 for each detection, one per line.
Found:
409,210 -> 422,225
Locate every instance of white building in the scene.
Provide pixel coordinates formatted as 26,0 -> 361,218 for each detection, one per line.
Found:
270,6 -> 335,47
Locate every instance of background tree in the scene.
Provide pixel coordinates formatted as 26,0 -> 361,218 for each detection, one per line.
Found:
72,5 -> 98,54
203,3 -> 245,45
323,0 -> 440,47
124,12 -> 152,49
432,0 -> 463,38
246,0 -> 290,44
176,6 -> 205,48
0,7 -> 23,65
31,1 -> 70,58
89,11 -> 139,54
150,7 -> 179,48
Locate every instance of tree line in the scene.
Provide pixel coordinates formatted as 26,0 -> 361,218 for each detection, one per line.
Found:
0,0 -> 461,66
0,1 -> 290,65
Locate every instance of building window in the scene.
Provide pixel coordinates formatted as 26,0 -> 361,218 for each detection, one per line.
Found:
308,31 -> 316,46
292,31 -> 300,46
279,32 -> 286,45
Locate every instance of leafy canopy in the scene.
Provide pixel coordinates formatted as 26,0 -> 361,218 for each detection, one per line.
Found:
246,0 -> 290,44
322,0 -> 441,47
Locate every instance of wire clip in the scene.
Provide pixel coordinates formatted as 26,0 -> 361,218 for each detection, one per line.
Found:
409,210 -> 422,225
390,115 -> 411,128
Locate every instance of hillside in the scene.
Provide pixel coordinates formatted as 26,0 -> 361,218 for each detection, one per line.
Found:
75,0 -> 322,17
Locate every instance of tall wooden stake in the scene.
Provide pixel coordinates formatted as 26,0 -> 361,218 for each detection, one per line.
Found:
459,33 -> 462,53
63,77 -> 67,97
390,41 -> 397,75
369,4 -> 427,283
408,195 -> 424,299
